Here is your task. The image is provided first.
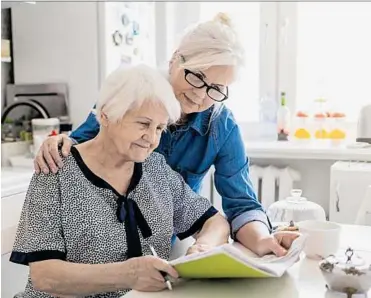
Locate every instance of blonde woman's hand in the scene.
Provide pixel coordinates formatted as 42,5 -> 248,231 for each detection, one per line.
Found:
126,256 -> 179,292
34,134 -> 73,175
255,231 -> 301,257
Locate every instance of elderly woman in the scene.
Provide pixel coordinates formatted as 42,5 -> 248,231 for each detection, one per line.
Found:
34,13 -> 298,257
10,65 -> 230,298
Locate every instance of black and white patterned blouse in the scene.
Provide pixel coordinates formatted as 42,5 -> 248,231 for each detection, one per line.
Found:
10,146 -> 218,298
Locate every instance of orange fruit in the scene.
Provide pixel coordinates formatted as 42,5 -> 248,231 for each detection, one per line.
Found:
329,129 -> 346,139
315,129 -> 329,139
294,128 -> 311,139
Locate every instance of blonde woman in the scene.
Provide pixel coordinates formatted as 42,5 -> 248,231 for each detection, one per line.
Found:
34,13 -> 299,257
11,64 -> 230,297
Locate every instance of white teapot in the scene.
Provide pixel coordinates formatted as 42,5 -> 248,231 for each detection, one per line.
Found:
267,189 -> 326,223
319,247 -> 371,296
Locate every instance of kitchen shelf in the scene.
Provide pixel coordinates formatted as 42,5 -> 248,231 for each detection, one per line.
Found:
245,141 -> 371,161
1,57 -> 11,63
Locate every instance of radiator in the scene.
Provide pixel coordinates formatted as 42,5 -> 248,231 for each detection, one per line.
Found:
250,165 -> 301,209
203,165 -> 301,214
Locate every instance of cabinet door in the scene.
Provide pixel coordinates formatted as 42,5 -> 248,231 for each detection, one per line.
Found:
1,253 -> 29,298
330,168 -> 371,224
2,192 -> 27,254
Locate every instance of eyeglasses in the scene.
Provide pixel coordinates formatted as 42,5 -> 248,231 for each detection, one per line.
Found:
184,69 -> 229,102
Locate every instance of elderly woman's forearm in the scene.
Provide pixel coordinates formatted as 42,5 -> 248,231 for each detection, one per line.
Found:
30,259 -> 132,295
194,213 -> 230,246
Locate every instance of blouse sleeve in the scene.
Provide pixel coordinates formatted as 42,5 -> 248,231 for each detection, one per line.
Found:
160,156 -> 219,240
10,172 -> 66,266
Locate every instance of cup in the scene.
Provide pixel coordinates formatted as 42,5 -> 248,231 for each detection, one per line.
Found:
297,220 -> 341,259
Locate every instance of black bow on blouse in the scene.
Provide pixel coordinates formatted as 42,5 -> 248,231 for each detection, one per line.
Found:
116,163 -> 152,259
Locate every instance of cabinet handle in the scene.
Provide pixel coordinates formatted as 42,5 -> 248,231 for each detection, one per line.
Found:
335,182 -> 340,212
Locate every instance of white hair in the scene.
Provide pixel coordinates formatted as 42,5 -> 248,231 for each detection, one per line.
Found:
175,13 -> 245,72
96,64 -> 181,124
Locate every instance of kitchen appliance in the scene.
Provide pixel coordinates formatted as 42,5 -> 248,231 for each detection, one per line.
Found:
356,104 -> 371,144
329,161 -> 371,226
1,83 -> 69,141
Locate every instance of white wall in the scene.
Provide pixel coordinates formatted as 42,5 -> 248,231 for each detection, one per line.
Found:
11,2 -> 100,128
154,2 -> 201,67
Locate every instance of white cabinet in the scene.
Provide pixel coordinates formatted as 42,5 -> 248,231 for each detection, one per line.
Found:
1,168 -> 32,297
1,253 -> 29,298
329,161 -> 371,225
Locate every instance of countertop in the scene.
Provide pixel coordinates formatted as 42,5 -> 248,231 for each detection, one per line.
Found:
1,166 -> 34,198
245,141 -> 371,161
125,224 -> 371,298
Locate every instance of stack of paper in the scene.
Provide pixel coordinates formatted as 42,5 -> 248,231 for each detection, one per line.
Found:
169,234 -> 307,278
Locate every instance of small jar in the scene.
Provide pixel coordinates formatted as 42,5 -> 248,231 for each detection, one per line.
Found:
312,98 -> 330,140
328,112 -> 347,142
293,111 -> 311,141
32,118 -> 60,156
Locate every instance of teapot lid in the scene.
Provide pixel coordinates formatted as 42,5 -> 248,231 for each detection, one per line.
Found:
321,248 -> 370,272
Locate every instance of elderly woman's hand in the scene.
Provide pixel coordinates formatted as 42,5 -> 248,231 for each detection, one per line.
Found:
186,243 -> 213,255
126,255 -> 179,292
255,231 -> 301,257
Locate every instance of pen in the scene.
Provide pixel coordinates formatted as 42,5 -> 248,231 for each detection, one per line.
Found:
149,245 -> 173,291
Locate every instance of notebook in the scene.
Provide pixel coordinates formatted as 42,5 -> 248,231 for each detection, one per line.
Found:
169,234 -> 307,278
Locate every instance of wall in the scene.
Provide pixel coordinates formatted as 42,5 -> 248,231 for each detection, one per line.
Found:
10,2 -> 100,128
1,8 -> 13,110
154,2 -> 200,67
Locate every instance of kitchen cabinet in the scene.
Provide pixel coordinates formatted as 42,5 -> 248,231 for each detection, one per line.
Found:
329,161 -> 371,225
1,167 -> 33,297
1,253 -> 29,298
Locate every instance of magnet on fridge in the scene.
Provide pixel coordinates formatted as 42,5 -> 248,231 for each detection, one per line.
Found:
121,55 -> 132,64
132,21 -> 140,36
121,14 -> 130,27
112,30 -> 123,46
125,32 -> 134,45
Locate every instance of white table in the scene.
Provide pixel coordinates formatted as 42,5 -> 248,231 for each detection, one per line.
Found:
125,225 -> 371,298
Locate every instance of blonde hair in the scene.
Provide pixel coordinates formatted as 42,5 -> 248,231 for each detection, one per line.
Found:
174,12 -> 245,71
96,64 -> 181,124
173,13 -> 244,125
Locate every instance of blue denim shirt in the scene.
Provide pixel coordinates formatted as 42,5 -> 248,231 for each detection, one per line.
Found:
70,105 -> 271,235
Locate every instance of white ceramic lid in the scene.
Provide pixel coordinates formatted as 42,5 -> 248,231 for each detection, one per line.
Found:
324,248 -> 370,271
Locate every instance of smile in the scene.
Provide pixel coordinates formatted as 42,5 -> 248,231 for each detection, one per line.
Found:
184,94 -> 200,106
134,144 -> 150,149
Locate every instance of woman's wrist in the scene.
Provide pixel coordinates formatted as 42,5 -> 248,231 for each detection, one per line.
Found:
118,259 -> 138,289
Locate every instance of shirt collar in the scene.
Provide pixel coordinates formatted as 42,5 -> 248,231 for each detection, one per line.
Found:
186,107 -> 213,136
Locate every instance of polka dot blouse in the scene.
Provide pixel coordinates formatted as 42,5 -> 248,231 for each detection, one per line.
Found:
10,146 -> 218,297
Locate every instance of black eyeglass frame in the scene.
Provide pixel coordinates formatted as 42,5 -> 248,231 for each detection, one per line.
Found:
184,69 -> 229,102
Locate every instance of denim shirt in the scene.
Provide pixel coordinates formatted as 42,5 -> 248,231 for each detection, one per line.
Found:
70,105 -> 271,235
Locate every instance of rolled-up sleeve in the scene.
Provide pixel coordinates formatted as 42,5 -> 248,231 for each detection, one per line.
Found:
214,124 -> 272,236
161,156 -> 218,240
10,172 -> 66,266
69,105 -> 100,144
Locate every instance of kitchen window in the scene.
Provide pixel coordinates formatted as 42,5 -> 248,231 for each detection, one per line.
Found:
160,2 -> 371,129
200,2 -> 262,122
279,2 -> 371,123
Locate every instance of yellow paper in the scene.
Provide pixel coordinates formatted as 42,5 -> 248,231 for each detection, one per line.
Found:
173,252 -> 272,279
